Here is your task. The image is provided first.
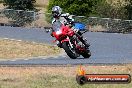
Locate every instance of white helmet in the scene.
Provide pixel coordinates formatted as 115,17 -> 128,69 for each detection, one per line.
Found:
52,6 -> 62,18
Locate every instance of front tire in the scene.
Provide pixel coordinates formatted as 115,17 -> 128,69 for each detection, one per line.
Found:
62,42 -> 78,59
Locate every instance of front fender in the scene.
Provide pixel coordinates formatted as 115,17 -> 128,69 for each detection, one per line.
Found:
61,38 -> 69,43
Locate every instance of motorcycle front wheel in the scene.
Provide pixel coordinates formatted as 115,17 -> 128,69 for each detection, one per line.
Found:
81,49 -> 91,58
62,42 -> 78,59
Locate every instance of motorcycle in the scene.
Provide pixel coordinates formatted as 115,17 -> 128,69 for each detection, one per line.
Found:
51,21 -> 91,59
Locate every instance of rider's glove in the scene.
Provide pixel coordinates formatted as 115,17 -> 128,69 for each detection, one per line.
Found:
71,27 -> 79,33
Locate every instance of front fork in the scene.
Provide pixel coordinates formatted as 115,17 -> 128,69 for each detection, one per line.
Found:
67,36 -> 80,57
67,37 -> 74,49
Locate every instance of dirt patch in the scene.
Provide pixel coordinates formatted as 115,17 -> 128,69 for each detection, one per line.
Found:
89,25 -> 107,32
0,65 -> 131,88
0,65 -> 131,77
0,0 -> 50,27
0,39 -> 61,59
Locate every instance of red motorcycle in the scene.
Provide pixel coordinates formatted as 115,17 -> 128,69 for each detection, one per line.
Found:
51,21 -> 91,59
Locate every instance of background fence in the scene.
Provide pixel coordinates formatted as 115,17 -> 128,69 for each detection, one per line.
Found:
0,9 -> 132,33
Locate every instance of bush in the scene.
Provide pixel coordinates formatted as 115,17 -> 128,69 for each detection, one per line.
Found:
2,0 -> 37,26
47,0 -> 100,16
125,0 -> 132,20
3,10 -> 35,26
3,0 -> 36,10
96,0 -> 127,19
0,0 -> 4,3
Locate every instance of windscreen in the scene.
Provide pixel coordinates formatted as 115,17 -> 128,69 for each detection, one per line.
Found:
52,21 -> 62,32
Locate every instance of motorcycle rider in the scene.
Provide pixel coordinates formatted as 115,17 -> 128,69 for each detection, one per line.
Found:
51,6 -> 89,48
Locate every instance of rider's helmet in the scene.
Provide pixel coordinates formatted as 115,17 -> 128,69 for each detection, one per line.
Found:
52,6 -> 62,18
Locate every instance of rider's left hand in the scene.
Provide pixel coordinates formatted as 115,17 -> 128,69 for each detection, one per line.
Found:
50,32 -> 54,37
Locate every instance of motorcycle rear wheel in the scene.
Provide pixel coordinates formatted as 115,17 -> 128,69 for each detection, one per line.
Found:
62,42 -> 78,59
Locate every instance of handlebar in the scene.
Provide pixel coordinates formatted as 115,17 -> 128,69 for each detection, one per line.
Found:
81,29 -> 88,34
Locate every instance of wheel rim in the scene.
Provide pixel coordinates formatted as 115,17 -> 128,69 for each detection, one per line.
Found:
67,42 -> 79,57
68,43 -> 76,54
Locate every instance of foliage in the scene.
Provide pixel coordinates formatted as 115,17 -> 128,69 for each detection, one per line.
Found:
3,10 -> 35,26
0,0 -> 4,3
3,0 -> 36,10
96,0 -> 127,19
48,0 -> 131,20
47,0 -> 100,17
125,0 -> 132,20
2,0 -> 37,26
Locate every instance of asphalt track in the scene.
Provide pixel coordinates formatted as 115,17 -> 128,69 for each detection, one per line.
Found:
0,26 -> 132,65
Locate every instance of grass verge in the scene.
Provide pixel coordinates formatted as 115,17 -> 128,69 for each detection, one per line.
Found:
0,65 -> 131,88
0,39 -> 61,59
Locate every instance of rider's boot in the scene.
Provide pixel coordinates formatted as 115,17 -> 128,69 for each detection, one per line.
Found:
77,31 -> 90,48
83,38 -> 90,48
81,38 -> 90,48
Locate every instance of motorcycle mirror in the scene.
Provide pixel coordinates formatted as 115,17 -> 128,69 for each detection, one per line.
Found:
44,27 -> 52,33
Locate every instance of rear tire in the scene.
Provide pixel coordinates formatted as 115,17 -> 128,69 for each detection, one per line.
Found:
81,49 -> 91,58
62,42 -> 78,59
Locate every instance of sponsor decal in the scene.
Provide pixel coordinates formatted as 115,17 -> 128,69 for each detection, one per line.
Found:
76,65 -> 131,85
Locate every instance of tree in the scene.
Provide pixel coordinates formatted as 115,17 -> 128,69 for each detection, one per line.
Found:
3,0 -> 36,10
96,0 -> 127,19
125,0 -> 132,20
48,0 -> 100,16
3,0 -> 37,26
